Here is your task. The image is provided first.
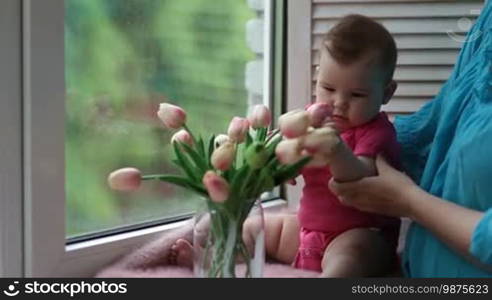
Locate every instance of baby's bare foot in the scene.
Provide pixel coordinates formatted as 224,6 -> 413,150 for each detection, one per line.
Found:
167,239 -> 193,269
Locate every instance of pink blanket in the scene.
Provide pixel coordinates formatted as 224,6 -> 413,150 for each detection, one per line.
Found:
95,221 -> 320,278
96,217 -> 406,278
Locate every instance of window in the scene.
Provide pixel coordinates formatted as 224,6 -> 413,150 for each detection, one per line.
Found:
16,0 -> 284,276
65,0 -> 264,239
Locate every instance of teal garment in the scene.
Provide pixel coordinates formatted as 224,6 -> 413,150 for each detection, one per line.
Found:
394,1 -> 492,277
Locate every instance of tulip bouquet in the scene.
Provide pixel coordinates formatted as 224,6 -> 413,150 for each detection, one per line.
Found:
108,101 -> 338,277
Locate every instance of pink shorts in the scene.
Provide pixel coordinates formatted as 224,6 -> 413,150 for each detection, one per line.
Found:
293,228 -> 339,272
293,226 -> 400,272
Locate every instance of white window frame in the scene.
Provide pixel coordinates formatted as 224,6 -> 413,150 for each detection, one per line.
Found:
285,0 -> 311,211
23,0 -> 66,277
0,0 -> 23,277
3,0 -> 286,277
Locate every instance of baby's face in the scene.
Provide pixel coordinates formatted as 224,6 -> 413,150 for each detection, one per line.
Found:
315,51 -> 388,131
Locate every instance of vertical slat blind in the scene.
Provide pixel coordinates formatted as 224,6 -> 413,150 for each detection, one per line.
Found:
311,0 -> 484,116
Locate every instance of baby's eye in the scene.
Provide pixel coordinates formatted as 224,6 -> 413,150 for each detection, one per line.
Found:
352,92 -> 367,98
324,87 -> 335,92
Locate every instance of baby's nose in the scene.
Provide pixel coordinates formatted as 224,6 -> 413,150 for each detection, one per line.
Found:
333,96 -> 348,109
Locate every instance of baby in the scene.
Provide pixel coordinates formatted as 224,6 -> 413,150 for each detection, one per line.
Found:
260,14 -> 402,277
168,14 -> 401,277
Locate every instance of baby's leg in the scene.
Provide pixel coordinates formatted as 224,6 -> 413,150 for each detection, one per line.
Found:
167,239 -> 194,268
243,213 -> 300,264
169,213 -> 301,268
320,228 -> 394,277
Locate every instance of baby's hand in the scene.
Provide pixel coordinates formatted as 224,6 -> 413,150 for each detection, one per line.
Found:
307,103 -> 332,128
302,126 -> 342,165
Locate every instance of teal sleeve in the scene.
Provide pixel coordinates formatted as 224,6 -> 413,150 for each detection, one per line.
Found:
393,4 -> 492,186
470,208 -> 492,265
393,84 -> 445,184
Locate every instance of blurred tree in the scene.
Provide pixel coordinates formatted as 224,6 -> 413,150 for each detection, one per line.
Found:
65,0 -> 255,237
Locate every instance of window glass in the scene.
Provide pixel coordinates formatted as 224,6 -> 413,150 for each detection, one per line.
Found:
65,0 -> 260,238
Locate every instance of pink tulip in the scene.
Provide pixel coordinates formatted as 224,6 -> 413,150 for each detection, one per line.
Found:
202,171 -> 229,203
278,110 -> 310,139
286,178 -> 297,186
214,134 -> 230,148
275,138 -> 306,165
248,105 -> 272,129
303,127 -> 341,159
107,167 -> 142,191
211,141 -> 236,171
307,103 -> 332,128
171,129 -> 193,146
157,103 -> 187,129
227,117 -> 250,143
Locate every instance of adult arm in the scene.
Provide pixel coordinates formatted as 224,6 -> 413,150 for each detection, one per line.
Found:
404,185 -> 483,262
329,155 -> 491,267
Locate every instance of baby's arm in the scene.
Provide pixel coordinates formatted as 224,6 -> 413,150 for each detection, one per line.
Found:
328,141 -> 377,182
303,126 -> 378,182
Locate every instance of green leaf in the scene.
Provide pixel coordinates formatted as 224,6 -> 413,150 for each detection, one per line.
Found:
142,174 -> 207,196
244,142 -> 268,169
171,159 -> 182,168
222,167 -> 236,183
257,127 -> 267,142
273,156 -> 312,185
245,131 -> 253,148
235,143 -> 245,168
227,165 -> 251,215
181,142 -> 208,174
265,129 -> 280,143
197,135 -> 206,158
207,134 -> 215,169
264,134 -> 282,157
229,164 -> 250,199
173,141 -> 200,183
252,168 -> 273,197
265,156 -> 280,170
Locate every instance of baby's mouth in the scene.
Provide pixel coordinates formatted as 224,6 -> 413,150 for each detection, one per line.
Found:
330,115 -> 349,131
331,115 -> 347,122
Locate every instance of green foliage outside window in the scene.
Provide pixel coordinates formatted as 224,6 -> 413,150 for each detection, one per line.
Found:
65,0 -> 255,237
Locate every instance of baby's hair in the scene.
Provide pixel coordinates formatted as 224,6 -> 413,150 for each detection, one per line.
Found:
323,14 -> 397,84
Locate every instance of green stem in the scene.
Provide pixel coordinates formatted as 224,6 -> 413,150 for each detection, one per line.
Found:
233,142 -> 238,169
221,218 -> 238,277
239,240 -> 252,278
182,123 -> 198,145
209,238 -> 225,277
265,129 -> 280,144
200,199 -> 261,278
210,207 -> 232,277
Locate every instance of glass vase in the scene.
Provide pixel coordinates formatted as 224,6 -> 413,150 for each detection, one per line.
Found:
192,197 -> 265,278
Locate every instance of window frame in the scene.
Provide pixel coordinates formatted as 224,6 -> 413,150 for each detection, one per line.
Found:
23,0 -> 66,277
18,0 -> 286,277
0,0 -> 23,277
285,0 -> 311,211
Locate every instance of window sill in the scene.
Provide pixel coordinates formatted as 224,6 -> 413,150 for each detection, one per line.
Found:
59,199 -> 288,277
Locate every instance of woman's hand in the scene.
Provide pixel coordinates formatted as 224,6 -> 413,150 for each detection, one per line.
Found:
331,156 -> 488,269
328,155 -> 420,218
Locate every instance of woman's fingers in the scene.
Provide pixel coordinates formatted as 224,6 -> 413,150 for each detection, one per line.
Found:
328,178 -> 370,207
328,177 -> 359,197
329,156 -> 393,197
330,155 -> 418,218
376,154 -> 416,191
375,154 -> 394,175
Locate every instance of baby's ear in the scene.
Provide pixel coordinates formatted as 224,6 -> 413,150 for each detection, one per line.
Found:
383,80 -> 397,105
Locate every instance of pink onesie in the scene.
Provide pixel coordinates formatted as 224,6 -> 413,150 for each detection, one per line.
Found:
293,112 -> 401,272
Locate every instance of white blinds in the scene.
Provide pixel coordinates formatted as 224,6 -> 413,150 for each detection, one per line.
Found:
311,0 -> 484,115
